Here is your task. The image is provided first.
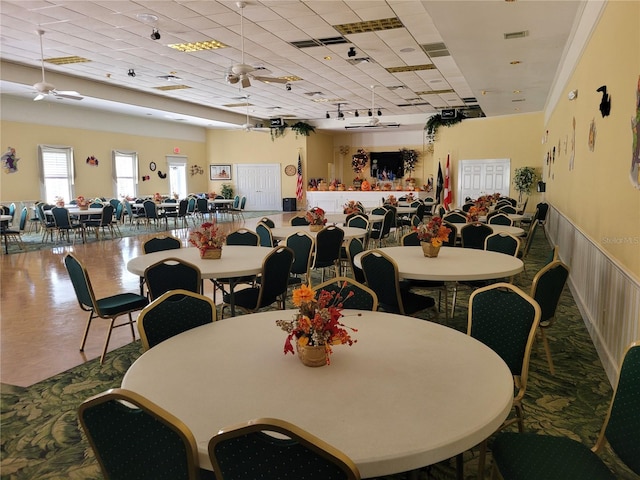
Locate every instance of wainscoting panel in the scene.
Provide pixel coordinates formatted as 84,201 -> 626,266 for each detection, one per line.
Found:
546,205 -> 640,384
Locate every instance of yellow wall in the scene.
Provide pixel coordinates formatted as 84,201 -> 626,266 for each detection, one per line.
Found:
0,120 -> 207,202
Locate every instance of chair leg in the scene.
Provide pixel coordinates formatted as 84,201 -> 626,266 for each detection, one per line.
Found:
540,328 -> 555,375
80,311 -> 95,351
128,312 -> 136,340
100,318 -> 116,364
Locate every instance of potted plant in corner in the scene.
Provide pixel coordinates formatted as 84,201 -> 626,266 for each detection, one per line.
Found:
513,167 -> 537,202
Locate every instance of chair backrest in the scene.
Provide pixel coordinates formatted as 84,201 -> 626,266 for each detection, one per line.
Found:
100,204 -> 114,224
114,201 -> 124,221
255,246 -> 294,308
138,290 -> 216,350
536,202 -> 549,223
64,254 -> 100,314
345,237 -> 366,284
240,196 -> 247,209
124,200 -> 134,218
208,417 -> 360,480
346,214 -> 369,230
226,228 -> 259,246
521,220 -> 539,258
314,277 -> 378,311
410,214 -> 422,229
400,231 -> 421,246
597,342 -> 640,474
498,205 -> 517,214
143,235 -> 182,254
256,222 -> 275,247
488,213 -> 513,226
468,283 -> 540,392
196,198 -> 209,214
313,226 -> 345,267
442,221 -> 457,246
290,215 -> 310,226
374,209 -> 394,240
143,200 -> 158,219
187,197 -> 196,213
285,231 -> 314,277
177,199 -> 188,215
460,222 -> 493,249
530,260 -> 569,324
442,211 -> 467,224
484,232 -> 520,256
109,198 -> 120,210
259,217 -> 275,228
371,207 -> 386,216
495,200 -> 512,209
545,245 -> 559,265
18,206 -> 28,231
461,202 -> 475,212
79,388 -> 201,480
232,195 -> 240,208
144,258 -> 202,301
360,250 -> 405,314
51,206 -> 72,228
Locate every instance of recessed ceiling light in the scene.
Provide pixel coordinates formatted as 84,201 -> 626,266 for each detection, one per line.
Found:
137,13 -> 159,23
513,90 -> 521,94
324,56 -> 332,60
400,47 -> 415,53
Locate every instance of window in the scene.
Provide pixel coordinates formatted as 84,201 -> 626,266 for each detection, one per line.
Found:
113,150 -> 138,199
166,155 -> 188,199
38,145 -> 73,203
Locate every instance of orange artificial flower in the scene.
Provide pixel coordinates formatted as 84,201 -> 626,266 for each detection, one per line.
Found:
292,284 -> 315,307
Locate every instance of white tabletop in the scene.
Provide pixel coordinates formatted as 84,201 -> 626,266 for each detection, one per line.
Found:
271,226 -> 368,241
122,310 -> 513,477
132,202 -> 178,209
208,198 -> 235,204
324,213 -> 384,225
355,246 -> 523,281
126,245 -> 272,279
0,215 -> 12,221
45,207 -> 104,217
479,213 -> 525,223
459,224 -> 524,237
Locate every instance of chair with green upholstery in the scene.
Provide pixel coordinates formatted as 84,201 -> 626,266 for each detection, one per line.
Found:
491,342 -> 640,480
138,290 -> 216,350
259,217 -> 275,228
460,222 -> 492,249
487,213 -> 513,226
79,388 -> 214,480
485,232 -> 520,257
345,237 -> 366,284
529,260 -> 570,375
311,226 -> 344,282
467,282 -> 541,477
442,211 -> 467,224
64,254 -> 149,364
208,417 -> 360,480
290,215 -> 310,226
211,228 -> 260,303
256,221 -> 275,247
400,231 -> 420,246
51,206 -> 85,244
139,235 -> 182,295
220,246 -> 294,319
143,258 -> 202,301
360,250 -> 436,316
313,276 -> 378,311
285,231 -> 314,288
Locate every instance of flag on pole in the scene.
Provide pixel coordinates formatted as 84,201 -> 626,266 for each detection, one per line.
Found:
296,153 -> 303,202
443,153 -> 452,209
436,162 -> 444,204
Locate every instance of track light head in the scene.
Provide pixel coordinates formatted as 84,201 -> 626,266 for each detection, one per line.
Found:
285,83 -> 292,91
338,111 -> 344,118
150,28 -> 161,40
128,69 -> 136,77
377,109 -> 382,116
368,109 -> 372,117
354,110 -> 359,117
326,112 -> 330,119
347,46 -> 356,57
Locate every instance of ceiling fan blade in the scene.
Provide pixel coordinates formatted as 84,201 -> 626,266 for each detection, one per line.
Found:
55,91 -> 83,100
34,93 -> 46,101
253,76 -> 288,84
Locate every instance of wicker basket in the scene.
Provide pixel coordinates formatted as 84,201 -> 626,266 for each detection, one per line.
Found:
421,243 -> 441,258
200,248 -> 222,259
297,344 -> 328,367
310,224 -> 323,232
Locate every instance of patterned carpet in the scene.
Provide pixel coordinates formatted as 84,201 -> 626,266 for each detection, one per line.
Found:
1,227 -> 637,479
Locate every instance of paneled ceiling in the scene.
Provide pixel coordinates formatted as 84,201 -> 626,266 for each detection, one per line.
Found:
0,0 -> 586,131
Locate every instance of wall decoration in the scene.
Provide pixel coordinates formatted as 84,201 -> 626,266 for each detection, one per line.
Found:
142,175 -> 150,181
631,75 -> 640,189
588,118 -> 597,152
569,117 -> 576,171
596,85 -> 611,117
190,165 -> 204,176
86,155 -> 99,166
149,161 -> 157,171
1,147 -> 19,173
158,170 -> 167,179
210,164 -> 231,180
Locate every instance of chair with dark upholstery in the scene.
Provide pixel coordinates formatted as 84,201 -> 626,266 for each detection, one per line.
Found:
488,213 -> 513,226
498,205 -> 517,214
467,283 -> 541,477
259,217 -> 275,228
0,206 -> 27,252
143,257 -> 202,301
285,231 -> 314,288
311,226 -> 344,282
314,276 -> 378,311
208,417 -> 360,480
345,237 -> 366,284
485,232 -> 520,257
166,199 -> 189,229
84,204 -> 117,239
442,221 -> 458,247
256,221 -> 275,247
51,206 -> 85,243
124,200 -> 143,227
529,260 -> 570,375
460,222 -> 492,249
35,202 -> 57,242
139,235 -> 182,295
290,215 -> 310,226
368,209 -> 394,248
442,211 -> 467,224
196,197 -> 211,221
211,228 -> 260,303
220,246 -> 294,319
491,342 -> 640,480
142,200 -> 167,229
79,388 -> 213,480
138,290 -> 216,350
360,250 -> 436,316
400,231 -> 420,246
64,254 -> 148,363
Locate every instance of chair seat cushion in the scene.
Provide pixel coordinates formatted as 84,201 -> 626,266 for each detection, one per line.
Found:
492,432 -> 616,480
223,288 -> 260,310
96,293 -> 149,316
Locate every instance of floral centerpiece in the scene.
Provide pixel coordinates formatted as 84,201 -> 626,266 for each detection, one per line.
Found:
466,205 -> 487,222
385,194 -> 398,207
305,207 -> 327,231
153,192 -> 162,203
54,196 -> 65,207
76,195 -> 89,210
343,200 -> 359,215
276,284 -> 357,366
188,221 -> 227,259
414,217 -> 452,257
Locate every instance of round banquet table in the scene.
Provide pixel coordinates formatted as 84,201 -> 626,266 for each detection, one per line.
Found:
122,310 -> 513,477
354,246 -> 523,282
270,225 -> 368,241
460,224 -> 524,237
324,213 -> 384,225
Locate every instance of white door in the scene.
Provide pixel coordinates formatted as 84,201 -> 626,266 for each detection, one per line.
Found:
458,159 -> 510,205
235,164 -> 281,211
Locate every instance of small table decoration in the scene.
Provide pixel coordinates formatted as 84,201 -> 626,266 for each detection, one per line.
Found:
54,196 -> 65,207
188,221 -> 227,259
76,195 -> 89,210
276,284 -> 357,367
343,200 -> 359,214
466,205 -> 487,222
414,217 -> 451,257
305,207 -> 327,232
153,192 -> 163,203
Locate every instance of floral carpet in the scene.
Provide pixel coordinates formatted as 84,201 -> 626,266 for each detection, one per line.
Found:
1,228 -> 637,479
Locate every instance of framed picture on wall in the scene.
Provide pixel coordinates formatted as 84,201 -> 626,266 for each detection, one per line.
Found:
210,164 -> 232,180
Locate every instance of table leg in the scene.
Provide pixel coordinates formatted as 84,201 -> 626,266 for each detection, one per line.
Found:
229,278 -> 236,317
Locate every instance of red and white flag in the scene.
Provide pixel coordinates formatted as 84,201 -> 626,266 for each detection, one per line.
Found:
296,154 -> 303,201
443,153 -> 452,209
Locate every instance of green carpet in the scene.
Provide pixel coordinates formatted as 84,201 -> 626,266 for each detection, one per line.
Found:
1,229 -> 637,479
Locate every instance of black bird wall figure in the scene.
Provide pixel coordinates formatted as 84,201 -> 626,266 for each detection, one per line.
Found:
596,85 -> 611,117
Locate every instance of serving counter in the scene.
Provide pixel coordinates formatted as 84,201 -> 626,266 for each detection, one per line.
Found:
306,190 -> 433,213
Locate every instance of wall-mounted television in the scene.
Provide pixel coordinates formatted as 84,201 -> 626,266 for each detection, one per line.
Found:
370,151 -> 404,180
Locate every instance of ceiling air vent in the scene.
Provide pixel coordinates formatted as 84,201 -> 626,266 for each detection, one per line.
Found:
290,36 -> 348,49
346,57 -> 374,65
504,30 -> 529,40
420,42 -> 450,57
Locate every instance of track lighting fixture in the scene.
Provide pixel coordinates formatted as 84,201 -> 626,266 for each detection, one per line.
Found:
285,83 -> 292,91
326,112 -> 330,119
128,69 -> 136,77
368,109 -> 372,117
150,28 -> 161,40
377,109 -> 382,116
347,46 -> 356,57
338,111 -> 344,118
354,110 -> 359,117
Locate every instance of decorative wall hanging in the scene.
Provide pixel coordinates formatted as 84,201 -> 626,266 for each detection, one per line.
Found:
86,155 -> 99,166
149,161 -> 156,171
569,117 -> 576,171
158,171 -> 167,179
190,165 -> 204,176
588,118 -> 597,152
1,147 -> 19,173
596,85 -> 611,117
631,75 -> 640,189
210,165 -> 231,180
142,175 -> 150,181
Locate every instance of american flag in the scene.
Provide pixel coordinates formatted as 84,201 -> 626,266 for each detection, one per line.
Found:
296,154 -> 303,201
443,153 -> 452,209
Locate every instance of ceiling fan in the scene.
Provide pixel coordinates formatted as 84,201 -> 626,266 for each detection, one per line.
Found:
239,95 -> 268,132
345,86 -> 399,129
33,29 -> 83,101
224,2 -> 288,89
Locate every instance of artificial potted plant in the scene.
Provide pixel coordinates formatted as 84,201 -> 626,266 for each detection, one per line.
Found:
513,167 -> 537,202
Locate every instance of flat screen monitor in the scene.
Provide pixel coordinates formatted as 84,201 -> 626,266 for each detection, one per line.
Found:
370,151 -> 404,180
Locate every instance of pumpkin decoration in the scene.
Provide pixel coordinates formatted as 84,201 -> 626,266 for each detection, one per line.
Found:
360,180 -> 371,191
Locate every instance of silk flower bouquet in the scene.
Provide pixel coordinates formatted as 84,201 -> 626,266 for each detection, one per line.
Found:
188,221 -> 227,253
414,217 -> 451,247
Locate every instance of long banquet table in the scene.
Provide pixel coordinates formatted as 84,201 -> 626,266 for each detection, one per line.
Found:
121,310 -> 513,478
